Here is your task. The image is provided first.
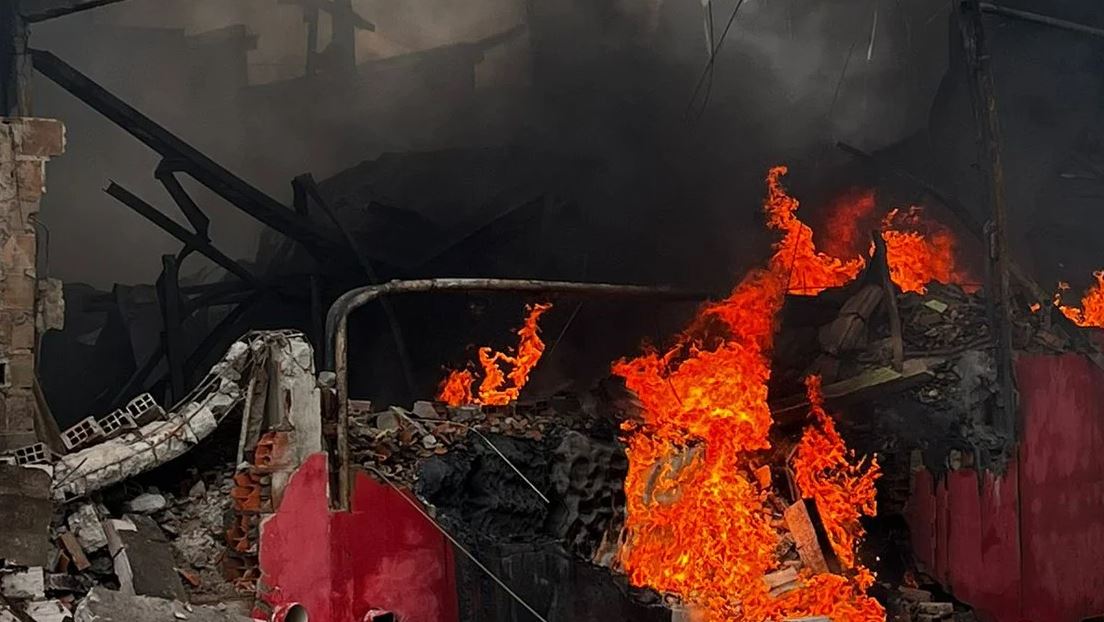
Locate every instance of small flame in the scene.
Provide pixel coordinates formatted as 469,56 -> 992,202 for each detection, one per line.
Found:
1055,272 -> 1104,328
437,303 -> 553,406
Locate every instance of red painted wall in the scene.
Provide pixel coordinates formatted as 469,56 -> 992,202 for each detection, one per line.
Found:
907,354 -> 1104,622
257,453 -> 459,622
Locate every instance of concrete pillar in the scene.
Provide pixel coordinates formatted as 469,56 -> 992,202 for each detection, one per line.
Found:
0,117 -> 65,451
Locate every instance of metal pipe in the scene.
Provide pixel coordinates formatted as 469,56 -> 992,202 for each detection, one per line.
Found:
324,277 -> 709,509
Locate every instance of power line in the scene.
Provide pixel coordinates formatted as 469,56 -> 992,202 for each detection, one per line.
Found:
685,0 -> 751,121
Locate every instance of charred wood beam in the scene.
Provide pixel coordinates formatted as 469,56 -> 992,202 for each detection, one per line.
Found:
324,278 -> 710,510
105,182 -> 261,287
157,255 -> 185,402
872,230 -> 903,372
297,172 -> 416,398
959,0 -> 1016,438
19,0 -> 129,22
978,2 -> 1104,38
30,49 -> 345,265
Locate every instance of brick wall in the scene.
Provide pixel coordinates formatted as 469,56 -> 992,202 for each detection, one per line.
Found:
0,117 -> 65,451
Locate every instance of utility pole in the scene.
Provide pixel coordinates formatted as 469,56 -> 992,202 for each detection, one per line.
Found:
958,0 -> 1016,437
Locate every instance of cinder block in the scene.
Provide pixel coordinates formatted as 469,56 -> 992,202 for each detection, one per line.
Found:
97,410 -> 137,439
125,393 -> 162,424
61,416 -> 104,451
12,442 -> 50,466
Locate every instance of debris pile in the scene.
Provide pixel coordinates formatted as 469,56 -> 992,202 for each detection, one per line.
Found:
0,331 -> 319,621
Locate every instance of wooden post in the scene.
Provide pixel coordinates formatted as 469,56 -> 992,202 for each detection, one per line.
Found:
959,0 -> 1016,437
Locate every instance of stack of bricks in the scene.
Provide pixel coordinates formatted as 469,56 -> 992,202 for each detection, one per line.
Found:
0,117 -> 65,451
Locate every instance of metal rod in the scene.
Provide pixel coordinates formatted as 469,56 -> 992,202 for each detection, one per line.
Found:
324,277 -> 708,509
104,181 -> 261,287
978,2 -> 1104,39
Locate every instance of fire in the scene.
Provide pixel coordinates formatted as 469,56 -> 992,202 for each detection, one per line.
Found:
613,168 -> 883,621
792,376 -> 880,571
766,166 -> 866,296
808,182 -> 975,295
437,303 -> 553,406
820,188 -> 878,261
1056,272 -> 1104,328
881,207 -> 975,295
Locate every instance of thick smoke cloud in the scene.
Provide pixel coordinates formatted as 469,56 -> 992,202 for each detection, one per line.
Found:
30,0 -> 950,290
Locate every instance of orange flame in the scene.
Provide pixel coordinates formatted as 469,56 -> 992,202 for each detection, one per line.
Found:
881,207 -> 974,295
612,168 -> 883,621
793,376 -> 881,570
815,185 -> 976,295
1056,272 -> 1104,328
766,166 -> 866,296
437,303 -> 553,406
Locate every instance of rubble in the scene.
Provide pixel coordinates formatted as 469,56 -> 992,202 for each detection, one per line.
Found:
123,493 -> 168,515
50,331 -> 313,501
72,587 -> 252,622
65,505 -> 107,553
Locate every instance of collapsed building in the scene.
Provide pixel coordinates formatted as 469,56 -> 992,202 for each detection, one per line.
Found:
4,1 -> 1104,622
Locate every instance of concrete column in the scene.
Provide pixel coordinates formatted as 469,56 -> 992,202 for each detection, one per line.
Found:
0,117 -> 65,451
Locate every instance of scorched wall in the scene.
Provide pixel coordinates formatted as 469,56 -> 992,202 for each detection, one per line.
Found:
907,353 -> 1104,622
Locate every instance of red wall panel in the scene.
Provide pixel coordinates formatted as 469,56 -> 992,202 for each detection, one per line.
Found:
256,453 -> 459,622
907,354 -> 1104,622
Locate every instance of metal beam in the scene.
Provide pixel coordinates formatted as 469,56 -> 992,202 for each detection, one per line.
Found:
19,0 -> 129,23
978,2 -> 1104,39
31,48 -> 345,265
104,182 -> 261,287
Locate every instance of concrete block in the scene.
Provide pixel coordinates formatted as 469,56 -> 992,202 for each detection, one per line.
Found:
14,160 -> 44,200
7,353 -> 34,389
66,504 -> 108,552
10,119 -> 66,158
61,417 -> 104,451
123,493 -> 168,514
0,464 -> 53,566
12,442 -> 50,466
0,567 -> 45,599
97,410 -> 136,439
125,393 -> 162,424
9,312 -> 35,350
24,600 -> 68,622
